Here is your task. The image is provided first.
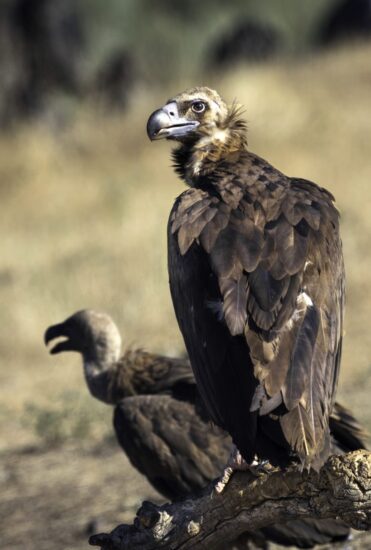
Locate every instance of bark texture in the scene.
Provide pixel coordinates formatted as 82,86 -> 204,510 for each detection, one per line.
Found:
89,450 -> 371,549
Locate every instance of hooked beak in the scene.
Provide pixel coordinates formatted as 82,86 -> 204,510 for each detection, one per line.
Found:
44,322 -> 75,354
147,101 -> 199,141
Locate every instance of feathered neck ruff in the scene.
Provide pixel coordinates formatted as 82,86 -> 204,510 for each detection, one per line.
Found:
172,105 -> 247,185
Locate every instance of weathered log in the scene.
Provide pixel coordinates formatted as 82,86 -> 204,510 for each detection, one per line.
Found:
89,450 -> 371,549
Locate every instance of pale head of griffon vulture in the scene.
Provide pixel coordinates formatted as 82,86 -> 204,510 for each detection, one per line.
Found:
44,310 -> 122,403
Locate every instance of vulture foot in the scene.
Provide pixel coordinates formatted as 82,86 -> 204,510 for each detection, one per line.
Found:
214,447 -> 273,493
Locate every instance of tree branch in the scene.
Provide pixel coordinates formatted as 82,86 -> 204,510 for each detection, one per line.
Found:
89,450 -> 371,550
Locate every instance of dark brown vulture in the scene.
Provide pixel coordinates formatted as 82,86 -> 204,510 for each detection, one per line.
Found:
147,87 -> 345,471
44,310 -> 366,548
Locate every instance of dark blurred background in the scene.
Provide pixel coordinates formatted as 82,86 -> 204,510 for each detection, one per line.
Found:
1,0 -> 371,125
1,1 -> 371,548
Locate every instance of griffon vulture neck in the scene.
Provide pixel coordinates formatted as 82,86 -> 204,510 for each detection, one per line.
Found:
172,108 -> 247,185
82,342 -> 122,405
83,349 -> 179,405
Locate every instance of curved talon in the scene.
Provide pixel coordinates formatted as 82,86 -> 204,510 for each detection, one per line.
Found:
214,448 -> 278,493
214,447 -> 253,494
215,466 -> 234,494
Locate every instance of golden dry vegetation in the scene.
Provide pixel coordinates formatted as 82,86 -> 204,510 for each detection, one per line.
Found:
1,43 -> 371,549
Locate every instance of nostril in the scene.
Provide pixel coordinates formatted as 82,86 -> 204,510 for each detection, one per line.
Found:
169,111 -> 175,117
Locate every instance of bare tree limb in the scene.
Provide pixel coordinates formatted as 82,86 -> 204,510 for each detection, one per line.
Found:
89,450 -> 371,549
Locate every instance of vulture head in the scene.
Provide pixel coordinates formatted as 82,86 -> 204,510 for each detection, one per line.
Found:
44,309 -> 122,368
147,87 -> 231,142
147,86 -> 247,178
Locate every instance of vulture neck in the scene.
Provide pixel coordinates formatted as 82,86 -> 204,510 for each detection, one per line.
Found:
82,345 -> 121,405
82,350 -> 153,405
173,112 -> 247,185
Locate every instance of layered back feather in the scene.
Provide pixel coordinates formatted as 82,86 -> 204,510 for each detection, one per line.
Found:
169,146 -> 344,469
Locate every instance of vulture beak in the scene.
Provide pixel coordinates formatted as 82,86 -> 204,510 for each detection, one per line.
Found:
44,322 -> 75,354
147,101 -> 199,140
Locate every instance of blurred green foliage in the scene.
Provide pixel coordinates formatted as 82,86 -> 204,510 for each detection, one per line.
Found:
78,0 -> 340,82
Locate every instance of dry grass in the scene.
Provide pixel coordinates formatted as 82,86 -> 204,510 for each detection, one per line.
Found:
1,43 -> 371,451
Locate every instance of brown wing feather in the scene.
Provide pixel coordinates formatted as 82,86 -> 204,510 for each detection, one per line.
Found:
171,155 -> 343,468
219,275 -> 248,335
114,395 -> 231,499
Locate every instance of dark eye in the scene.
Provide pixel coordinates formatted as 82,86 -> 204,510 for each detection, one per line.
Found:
191,101 -> 206,114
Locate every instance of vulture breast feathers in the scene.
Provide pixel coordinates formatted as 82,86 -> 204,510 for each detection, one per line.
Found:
147,87 -> 344,470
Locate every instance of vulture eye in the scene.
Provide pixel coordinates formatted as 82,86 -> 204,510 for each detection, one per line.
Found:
191,101 -> 206,114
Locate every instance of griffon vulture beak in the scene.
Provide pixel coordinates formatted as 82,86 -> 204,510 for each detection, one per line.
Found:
44,322 -> 75,354
147,101 -> 199,140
